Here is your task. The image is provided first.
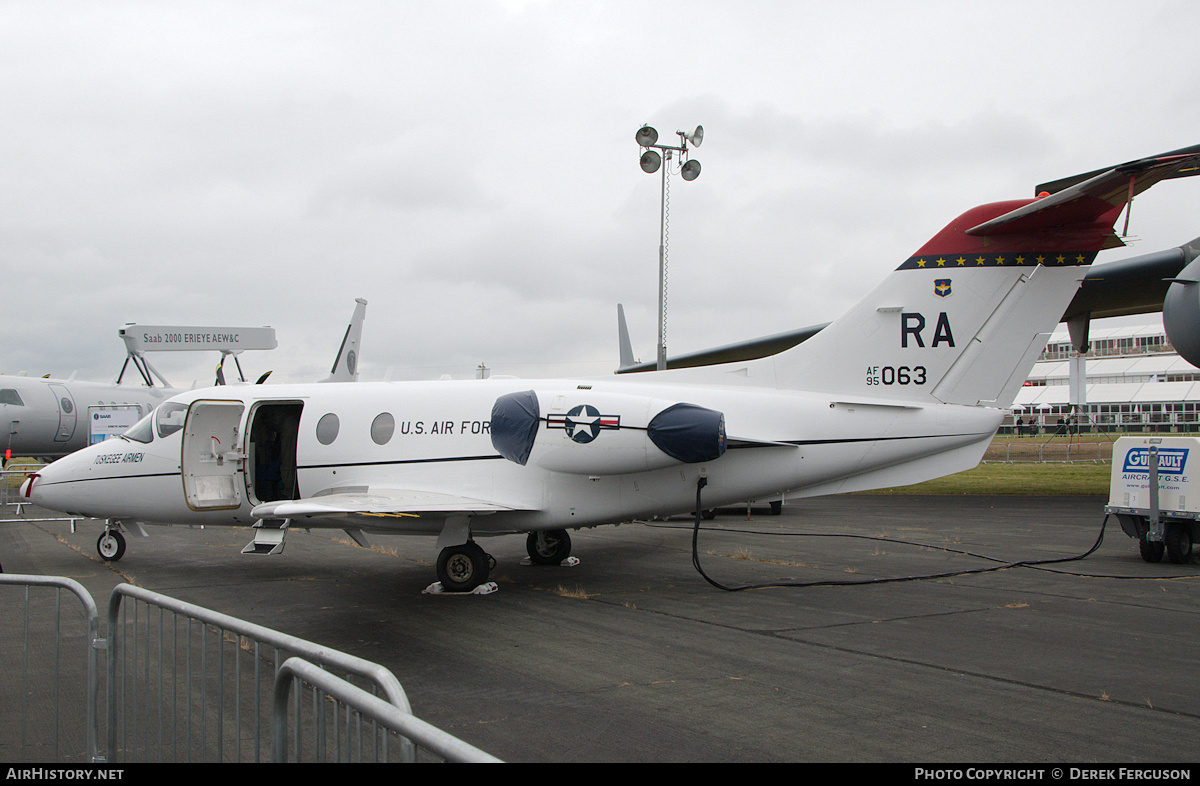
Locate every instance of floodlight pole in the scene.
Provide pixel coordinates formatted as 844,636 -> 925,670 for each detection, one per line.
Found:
656,149 -> 670,371
636,125 -> 703,371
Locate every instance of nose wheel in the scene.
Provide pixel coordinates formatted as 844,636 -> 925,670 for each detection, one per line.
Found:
97,528 -> 126,562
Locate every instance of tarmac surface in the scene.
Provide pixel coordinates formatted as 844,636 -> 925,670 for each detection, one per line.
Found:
2,494 -> 1199,764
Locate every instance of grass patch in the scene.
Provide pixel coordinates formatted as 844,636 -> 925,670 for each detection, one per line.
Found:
864,459 -> 1111,496
863,434 -> 1129,495
1,457 -> 41,490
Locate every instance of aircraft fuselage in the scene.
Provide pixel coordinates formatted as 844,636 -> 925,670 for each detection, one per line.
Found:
24,377 -> 1000,534
2,376 -> 172,459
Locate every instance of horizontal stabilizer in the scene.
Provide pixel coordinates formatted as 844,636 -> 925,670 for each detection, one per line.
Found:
1035,143 -> 1200,196
967,148 -> 1200,238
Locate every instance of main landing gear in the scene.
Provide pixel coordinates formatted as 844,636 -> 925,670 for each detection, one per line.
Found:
436,541 -> 496,593
526,529 -> 571,565
433,528 -> 574,592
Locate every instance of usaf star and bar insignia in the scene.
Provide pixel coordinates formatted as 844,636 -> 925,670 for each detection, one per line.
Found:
547,405 -> 621,444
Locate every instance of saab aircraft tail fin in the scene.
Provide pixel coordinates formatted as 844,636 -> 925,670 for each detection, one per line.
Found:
617,304 -> 637,371
767,147 -> 1200,408
323,298 -> 367,383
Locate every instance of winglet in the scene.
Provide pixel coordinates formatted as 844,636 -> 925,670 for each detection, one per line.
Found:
323,298 -> 367,383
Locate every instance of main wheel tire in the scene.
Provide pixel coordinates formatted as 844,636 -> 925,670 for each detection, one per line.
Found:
1165,524 -> 1193,565
97,531 -> 126,562
526,529 -> 571,565
1139,535 -> 1164,563
437,542 -> 489,592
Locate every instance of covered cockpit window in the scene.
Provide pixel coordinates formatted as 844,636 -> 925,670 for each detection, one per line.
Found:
156,402 -> 188,439
123,412 -> 155,444
0,389 -> 23,406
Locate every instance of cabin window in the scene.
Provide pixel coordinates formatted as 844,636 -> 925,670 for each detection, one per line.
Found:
315,413 -> 340,445
0,389 -> 23,406
371,413 -> 395,445
156,402 -> 188,439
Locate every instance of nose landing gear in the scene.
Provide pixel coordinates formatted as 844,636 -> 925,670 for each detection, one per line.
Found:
97,523 -> 126,561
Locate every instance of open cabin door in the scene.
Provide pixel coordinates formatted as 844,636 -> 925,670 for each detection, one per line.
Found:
247,400 -> 303,505
182,399 -> 246,511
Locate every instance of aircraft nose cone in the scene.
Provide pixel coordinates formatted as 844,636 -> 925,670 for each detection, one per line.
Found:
18,474 -> 36,500
20,461 -> 70,512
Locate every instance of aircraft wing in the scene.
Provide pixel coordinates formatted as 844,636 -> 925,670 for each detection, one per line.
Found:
616,322 -> 829,374
1065,237 -> 1200,322
252,488 -> 536,522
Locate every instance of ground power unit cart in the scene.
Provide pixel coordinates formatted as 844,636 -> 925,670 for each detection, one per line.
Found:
1107,436 -> 1199,564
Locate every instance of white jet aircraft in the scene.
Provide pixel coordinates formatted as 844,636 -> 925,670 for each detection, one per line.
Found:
22,147 -> 1199,591
2,300 -> 366,461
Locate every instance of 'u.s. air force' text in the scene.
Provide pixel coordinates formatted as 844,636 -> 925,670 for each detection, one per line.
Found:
394,420 -> 491,436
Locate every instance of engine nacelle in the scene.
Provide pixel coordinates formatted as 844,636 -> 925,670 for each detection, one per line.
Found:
1164,256 -> 1200,368
490,389 -> 725,475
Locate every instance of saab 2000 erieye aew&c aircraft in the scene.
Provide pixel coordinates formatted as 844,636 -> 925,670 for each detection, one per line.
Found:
22,146 -> 1200,592
2,299 -> 367,461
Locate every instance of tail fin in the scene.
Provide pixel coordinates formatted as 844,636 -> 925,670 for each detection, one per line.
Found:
617,303 -> 637,371
323,298 -> 367,383
770,149 -> 1200,407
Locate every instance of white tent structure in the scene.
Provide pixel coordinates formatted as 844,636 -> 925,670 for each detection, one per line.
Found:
1008,320 -> 1200,435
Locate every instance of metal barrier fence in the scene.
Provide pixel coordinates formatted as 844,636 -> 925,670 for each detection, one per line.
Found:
1,464 -> 44,509
106,583 -> 498,763
0,575 -> 500,763
0,575 -> 102,763
273,658 -> 500,763
982,438 -> 1114,464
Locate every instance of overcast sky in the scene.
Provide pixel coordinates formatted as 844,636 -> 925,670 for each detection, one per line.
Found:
3,0 -> 1198,388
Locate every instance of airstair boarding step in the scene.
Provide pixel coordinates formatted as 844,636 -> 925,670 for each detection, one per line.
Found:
241,518 -> 287,555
